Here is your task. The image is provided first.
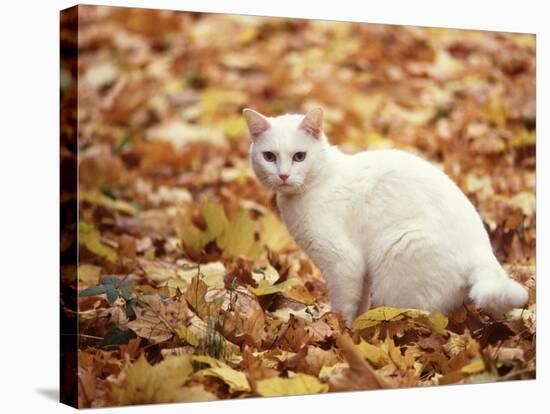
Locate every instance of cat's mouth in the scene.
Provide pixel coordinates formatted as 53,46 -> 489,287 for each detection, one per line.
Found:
276,183 -> 300,194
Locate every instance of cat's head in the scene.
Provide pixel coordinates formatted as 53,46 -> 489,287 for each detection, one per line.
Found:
244,107 -> 328,195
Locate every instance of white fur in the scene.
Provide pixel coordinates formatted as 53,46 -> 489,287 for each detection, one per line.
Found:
246,110 -> 528,326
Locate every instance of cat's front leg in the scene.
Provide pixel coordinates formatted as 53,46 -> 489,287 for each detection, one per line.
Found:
321,253 -> 366,329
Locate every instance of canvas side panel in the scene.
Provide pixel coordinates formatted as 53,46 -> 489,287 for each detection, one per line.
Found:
60,5 -> 79,409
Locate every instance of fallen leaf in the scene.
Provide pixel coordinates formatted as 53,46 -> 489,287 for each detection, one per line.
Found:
248,278 -> 299,296
217,209 -> 262,259
256,373 -> 329,397
259,213 -> 294,252
126,295 -> 190,344
112,354 -> 216,405
355,338 -> 385,366
78,264 -> 102,286
79,222 -> 117,263
193,355 -> 251,392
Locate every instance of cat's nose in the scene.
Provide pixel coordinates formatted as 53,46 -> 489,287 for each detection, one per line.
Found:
279,174 -> 289,182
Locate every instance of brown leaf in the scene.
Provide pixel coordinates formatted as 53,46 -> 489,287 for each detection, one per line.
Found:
126,295 -> 190,343
276,315 -> 311,352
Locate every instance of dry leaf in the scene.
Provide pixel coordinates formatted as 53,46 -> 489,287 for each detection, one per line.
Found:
256,373 -> 329,397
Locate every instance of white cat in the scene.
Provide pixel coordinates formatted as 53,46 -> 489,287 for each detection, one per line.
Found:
243,107 -> 528,327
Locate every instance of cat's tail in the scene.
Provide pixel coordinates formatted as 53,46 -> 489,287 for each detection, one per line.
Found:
468,263 -> 528,318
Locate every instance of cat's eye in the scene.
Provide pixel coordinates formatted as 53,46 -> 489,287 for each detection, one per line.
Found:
293,152 -> 307,162
263,151 -> 277,162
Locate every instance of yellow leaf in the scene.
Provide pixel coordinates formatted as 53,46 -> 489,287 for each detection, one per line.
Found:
259,213 -> 294,252
353,307 -> 449,335
461,358 -> 486,374
405,309 -> 449,335
248,278 -> 300,296
201,202 -> 229,242
256,373 -> 329,397
193,355 -> 250,392
78,264 -> 101,286
217,209 -> 261,258
355,339 -> 385,366
427,311 -> 449,335
352,307 -> 408,330
112,354 -> 201,405
180,204 -> 262,259
79,223 -> 117,263
180,224 -> 207,251
382,336 -> 409,372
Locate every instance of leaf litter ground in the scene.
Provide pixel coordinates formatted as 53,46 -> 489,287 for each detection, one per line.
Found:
60,6 -> 536,408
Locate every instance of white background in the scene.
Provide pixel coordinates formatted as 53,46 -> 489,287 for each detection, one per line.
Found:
0,0 -> 546,412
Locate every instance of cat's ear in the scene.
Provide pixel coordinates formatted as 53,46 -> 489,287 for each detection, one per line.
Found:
243,108 -> 271,141
299,107 -> 323,139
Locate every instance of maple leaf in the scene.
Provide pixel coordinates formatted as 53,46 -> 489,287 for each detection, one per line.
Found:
355,338 -> 385,366
112,354 -> 216,405
256,373 -> 329,397
217,209 -> 262,259
353,306 -> 449,336
248,278 -> 299,296
125,295 -> 190,344
192,355 -> 251,392
180,203 -> 262,259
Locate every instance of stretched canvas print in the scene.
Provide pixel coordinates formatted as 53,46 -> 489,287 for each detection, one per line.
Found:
60,4 -> 536,409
